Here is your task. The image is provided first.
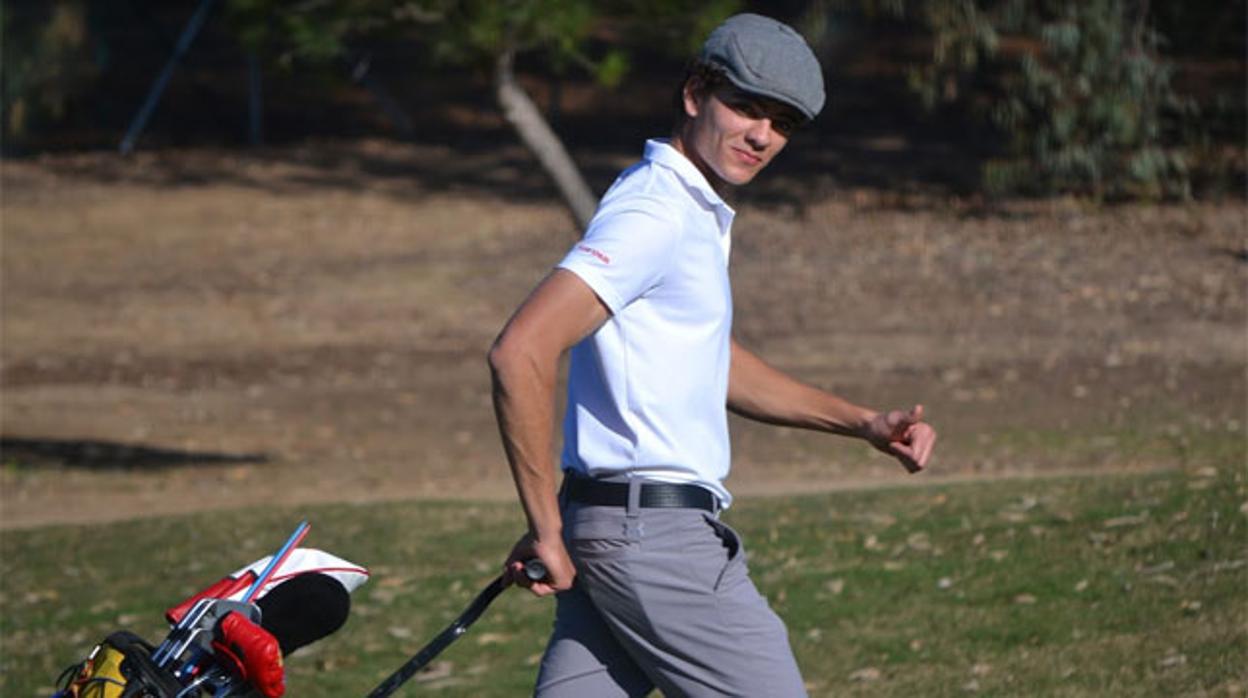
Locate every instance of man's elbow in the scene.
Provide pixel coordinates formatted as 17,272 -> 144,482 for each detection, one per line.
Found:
486,334 -> 511,379
487,330 -> 536,383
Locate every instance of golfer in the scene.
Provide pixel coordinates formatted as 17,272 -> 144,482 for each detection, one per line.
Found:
490,13 -> 936,697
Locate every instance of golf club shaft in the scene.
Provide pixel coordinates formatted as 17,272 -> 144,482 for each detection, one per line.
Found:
243,520 -> 310,603
365,560 -> 545,698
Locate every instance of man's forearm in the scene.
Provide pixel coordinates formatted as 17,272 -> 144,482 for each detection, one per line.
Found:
489,344 -> 563,540
727,340 -> 875,436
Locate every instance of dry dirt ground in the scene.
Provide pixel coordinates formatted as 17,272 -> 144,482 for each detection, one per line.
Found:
1,140 -> 1245,530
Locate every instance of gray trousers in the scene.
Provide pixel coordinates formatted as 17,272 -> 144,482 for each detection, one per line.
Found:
534,481 -> 807,697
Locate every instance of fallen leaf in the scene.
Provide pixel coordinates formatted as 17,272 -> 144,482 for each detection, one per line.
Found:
370,589 -> 399,604
907,532 -> 932,551
849,667 -> 881,682
1137,560 -> 1175,576
1103,513 -> 1148,528
1159,653 -> 1187,669
476,632 -> 510,645
1013,594 -> 1037,605
415,660 -> 453,682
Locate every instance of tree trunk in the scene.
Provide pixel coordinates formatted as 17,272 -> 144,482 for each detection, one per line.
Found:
494,49 -> 598,231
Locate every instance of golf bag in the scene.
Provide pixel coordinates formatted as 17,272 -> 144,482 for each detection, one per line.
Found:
53,548 -> 368,698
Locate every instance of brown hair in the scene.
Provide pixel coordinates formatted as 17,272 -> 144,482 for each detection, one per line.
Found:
672,60 -> 730,127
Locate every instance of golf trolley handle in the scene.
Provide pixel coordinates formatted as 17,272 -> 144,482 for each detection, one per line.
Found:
365,560 -> 545,698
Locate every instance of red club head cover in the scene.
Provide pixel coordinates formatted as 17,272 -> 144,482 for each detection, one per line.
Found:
213,611 -> 286,698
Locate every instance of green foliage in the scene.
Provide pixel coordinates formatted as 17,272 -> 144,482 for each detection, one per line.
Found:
223,0 -> 737,87
1,1 -> 98,138
629,0 -> 742,56
825,0 -> 1197,199
976,0 -> 1194,199
422,0 -> 600,76
223,0 -> 402,67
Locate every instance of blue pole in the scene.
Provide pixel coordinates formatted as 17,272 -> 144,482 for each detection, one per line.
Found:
242,520 -> 310,603
119,0 -> 218,154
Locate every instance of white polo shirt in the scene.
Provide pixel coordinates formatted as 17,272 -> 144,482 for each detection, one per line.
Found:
557,139 -> 737,507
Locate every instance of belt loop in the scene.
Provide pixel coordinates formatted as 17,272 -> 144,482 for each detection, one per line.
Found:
626,477 -> 642,518
624,477 -> 644,540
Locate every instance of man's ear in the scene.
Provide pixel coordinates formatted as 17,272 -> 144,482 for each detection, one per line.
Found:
681,79 -> 702,120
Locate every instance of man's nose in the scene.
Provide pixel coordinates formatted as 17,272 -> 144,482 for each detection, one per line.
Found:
744,117 -> 771,149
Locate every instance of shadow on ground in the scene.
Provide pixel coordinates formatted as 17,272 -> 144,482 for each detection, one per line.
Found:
0,437 -> 269,470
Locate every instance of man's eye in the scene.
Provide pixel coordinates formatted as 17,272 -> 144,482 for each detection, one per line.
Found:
732,102 -> 762,118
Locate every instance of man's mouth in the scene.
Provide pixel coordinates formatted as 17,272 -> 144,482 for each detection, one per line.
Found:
733,147 -> 762,166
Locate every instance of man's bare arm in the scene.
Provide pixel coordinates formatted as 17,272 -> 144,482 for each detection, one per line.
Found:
488,269 -> 610,595
727,339 -> 936,472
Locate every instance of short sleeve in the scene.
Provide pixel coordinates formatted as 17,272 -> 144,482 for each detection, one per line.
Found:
556,195 -> 681,314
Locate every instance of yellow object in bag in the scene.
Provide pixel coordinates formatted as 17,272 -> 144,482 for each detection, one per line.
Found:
56,630 -> 184,698
62,639 -> 128,697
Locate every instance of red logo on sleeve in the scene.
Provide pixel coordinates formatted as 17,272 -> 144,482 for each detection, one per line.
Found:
578,245 -> 611,264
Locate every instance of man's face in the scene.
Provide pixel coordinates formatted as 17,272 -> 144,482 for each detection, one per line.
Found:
677,83 -> 802,189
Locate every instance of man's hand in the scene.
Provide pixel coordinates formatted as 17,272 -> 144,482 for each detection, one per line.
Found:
864,404 -> 936,473
503,532 -> 576,597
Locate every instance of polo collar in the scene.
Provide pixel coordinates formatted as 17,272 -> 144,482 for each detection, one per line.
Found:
644,139 -> 735,222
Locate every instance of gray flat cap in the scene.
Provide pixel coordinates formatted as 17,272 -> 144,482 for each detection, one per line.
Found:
700,13 -> 825,121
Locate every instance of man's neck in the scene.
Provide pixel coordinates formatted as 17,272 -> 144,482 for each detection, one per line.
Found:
668,129 -> 728,196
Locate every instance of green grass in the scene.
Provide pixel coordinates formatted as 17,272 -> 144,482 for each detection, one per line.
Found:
3,465 -> 1244,697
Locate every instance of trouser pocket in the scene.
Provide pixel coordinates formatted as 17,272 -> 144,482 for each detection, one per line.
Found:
702,514 -> 746,592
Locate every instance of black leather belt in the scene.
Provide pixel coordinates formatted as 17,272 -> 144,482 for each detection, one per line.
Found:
563,475 -> 717,512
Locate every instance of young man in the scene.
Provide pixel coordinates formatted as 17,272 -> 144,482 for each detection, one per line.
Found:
489,13 -> 936,697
